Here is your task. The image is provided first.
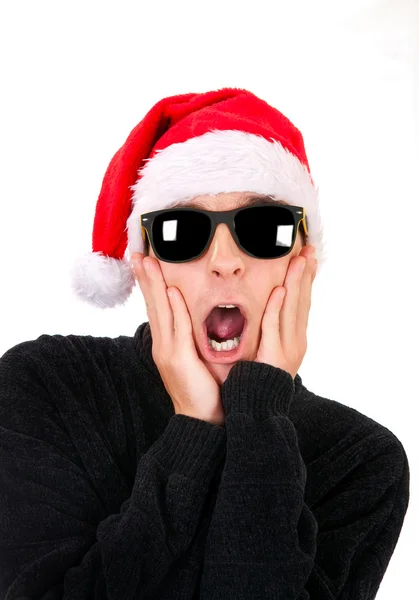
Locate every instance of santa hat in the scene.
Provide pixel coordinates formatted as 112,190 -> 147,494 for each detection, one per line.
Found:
70,87 -> 326,309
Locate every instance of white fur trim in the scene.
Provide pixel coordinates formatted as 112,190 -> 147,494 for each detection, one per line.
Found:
127,130 -> 327,268
70,251 -> 136,309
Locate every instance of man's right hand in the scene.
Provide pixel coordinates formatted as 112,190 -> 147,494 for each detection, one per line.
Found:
131,253 -> 225,427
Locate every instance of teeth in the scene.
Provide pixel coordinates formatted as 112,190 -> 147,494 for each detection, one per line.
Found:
217,304 -> 237,308
208,335 -> 242,352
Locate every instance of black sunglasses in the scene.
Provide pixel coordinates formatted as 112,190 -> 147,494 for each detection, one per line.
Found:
140,203 -> 308,263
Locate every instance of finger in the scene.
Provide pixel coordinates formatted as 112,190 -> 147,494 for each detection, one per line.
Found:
296,257 -> 317,341
167,286 -> 196,353
280,255 -> 306,350
262,285 -> 286,347
131,253 -> 155,308
299,244 -> 317,261
131,254 -> 174,351
130,253 -> 146,289
130,253 -> 149,300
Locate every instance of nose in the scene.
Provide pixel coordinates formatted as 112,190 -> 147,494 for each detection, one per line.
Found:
205,223 -> 244,276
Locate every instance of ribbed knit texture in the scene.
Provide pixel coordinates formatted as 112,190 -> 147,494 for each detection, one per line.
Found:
0,321 -> 410,599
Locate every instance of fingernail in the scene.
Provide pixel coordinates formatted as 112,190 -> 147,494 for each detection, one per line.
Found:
143,258 -> 151,272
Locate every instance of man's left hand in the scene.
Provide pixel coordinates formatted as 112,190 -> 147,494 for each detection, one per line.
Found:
255,244 -> 318,379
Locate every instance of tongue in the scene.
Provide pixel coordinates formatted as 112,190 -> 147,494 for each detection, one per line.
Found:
206,307 -> 245,342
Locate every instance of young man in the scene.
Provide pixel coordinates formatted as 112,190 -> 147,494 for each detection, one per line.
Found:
0,88 -> 409,599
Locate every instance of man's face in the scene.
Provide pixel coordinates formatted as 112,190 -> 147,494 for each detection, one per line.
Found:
148,192 -> 305,385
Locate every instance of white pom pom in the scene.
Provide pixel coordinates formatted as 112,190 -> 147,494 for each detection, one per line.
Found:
70,252 -> 136,309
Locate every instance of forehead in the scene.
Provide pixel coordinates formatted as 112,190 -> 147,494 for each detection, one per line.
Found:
169,192 -> 289,210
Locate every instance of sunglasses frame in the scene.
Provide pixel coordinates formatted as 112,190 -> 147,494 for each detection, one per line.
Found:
140,203 -> 308,263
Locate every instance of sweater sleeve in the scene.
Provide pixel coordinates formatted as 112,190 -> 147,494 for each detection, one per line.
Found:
0,346 -> 226,600
199,360 -> 410,600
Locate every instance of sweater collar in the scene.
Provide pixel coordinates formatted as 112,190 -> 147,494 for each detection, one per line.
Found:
133,321 -> 305,397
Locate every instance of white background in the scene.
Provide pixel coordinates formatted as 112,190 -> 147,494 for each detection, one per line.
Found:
0,0 -> 418,596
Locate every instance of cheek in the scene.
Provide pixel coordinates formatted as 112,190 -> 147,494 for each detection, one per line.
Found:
264,260 -> 290,283
159,265 -> 177,285
160,265 -> 196,290
251,272 -> 282,307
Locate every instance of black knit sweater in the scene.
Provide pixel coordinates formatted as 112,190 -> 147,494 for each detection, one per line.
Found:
0,322 -> 410,599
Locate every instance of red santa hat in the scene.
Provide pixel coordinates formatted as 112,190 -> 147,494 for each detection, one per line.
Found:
70,87 -> 326,309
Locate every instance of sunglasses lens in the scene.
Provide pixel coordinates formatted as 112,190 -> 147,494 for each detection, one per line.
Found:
235,206 -> 296,258
151,206 -> 296,262
152,210 -> 210,261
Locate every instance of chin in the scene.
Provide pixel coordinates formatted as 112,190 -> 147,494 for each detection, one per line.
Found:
206,361 -> 234,386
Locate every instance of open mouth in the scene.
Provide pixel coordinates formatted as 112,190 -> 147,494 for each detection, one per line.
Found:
201,305 -> 248,361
